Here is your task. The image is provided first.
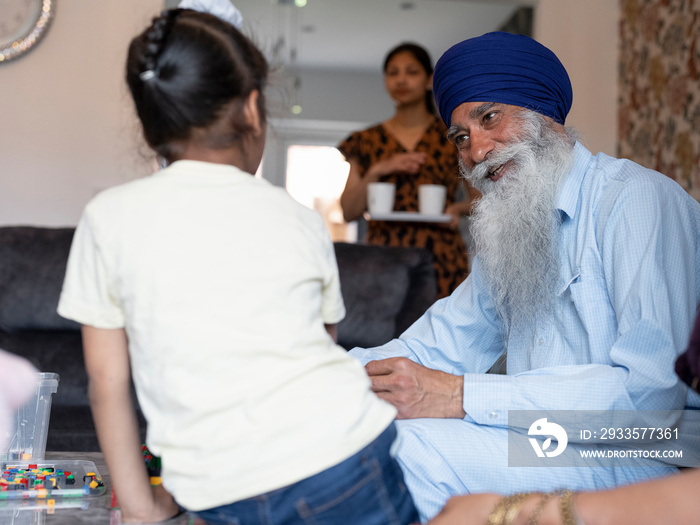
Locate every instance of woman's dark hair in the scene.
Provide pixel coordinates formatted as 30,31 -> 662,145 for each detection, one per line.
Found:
126,9 -> 268,161
383,42 -> 435,114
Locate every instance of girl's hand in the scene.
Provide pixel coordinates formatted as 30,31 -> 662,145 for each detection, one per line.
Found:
120,485 -> 180,523
152,484 -> 180,520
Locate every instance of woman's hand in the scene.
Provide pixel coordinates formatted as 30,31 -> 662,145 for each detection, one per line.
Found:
366,152 -> 427,180
444,202 -> 463,229
341,153 -> 426,221
424,494 -> 502,524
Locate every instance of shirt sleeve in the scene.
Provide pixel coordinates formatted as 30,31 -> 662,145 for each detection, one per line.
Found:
348,256 -> 506,373
463,173 -> 700,429
336,131 -> 360,162
57,205 -> 126,329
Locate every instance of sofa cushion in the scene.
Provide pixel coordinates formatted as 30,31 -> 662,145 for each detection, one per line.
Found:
0,227 -> 80,332
47,405 -> 147,453
334,242 -> 436,350
0,330 -> 86,406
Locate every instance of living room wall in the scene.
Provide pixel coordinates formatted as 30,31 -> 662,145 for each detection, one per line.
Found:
0,0 -> 620,227
0,1 -> 163,228
618,0 -> 700,195
534,0 -> 619,158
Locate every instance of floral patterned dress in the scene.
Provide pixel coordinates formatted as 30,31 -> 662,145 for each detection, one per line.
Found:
338,116 -> 471,298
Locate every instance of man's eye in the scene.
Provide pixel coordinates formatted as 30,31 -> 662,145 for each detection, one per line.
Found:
453,134 -> 469,147
483,112 -> 498,124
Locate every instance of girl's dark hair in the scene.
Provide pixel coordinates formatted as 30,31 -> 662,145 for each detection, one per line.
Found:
126,9 -> 268,161
383,42 -> 435,114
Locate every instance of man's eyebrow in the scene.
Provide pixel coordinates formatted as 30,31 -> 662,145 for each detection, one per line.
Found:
469,102 -> 497,119
446,125 -> 462,141
447,102 -> 500,140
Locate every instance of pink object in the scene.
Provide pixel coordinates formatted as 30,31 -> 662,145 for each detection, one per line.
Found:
0,349 -> 38,451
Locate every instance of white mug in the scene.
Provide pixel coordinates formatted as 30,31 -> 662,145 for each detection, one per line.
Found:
418,184 -> 447,215
367,182 -> 396,215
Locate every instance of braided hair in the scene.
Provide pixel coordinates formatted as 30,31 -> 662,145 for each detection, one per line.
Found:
126,9 -> 268,161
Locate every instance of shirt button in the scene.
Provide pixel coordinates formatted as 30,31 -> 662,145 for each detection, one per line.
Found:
488,412 -> 498,420
538,338 -> 545,345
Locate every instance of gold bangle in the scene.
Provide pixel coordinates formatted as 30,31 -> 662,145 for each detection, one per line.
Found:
487,493 -> 529,525
503,494 -> 529,525
526,492 -> 555,525
487,497 -> 508,525
559,490 -> 580,525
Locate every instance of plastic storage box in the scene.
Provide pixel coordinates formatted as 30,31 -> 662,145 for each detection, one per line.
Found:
2,373 -> 59,462
0,459 -> 105,502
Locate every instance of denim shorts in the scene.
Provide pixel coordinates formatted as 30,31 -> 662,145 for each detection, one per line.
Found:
192,423 -> 418,525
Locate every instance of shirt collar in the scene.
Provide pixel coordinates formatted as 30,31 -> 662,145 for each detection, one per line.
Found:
556,141 -> 593,220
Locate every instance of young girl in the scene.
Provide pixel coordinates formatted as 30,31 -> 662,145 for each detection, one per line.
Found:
58,7 -> 417,524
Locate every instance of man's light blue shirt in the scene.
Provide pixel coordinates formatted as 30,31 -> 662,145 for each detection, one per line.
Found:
350,142 -> 700,521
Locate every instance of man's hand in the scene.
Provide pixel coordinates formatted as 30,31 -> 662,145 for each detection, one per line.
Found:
365,357 -> 465,419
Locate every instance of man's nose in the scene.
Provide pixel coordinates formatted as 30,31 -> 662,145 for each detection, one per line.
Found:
469,128 -> 494,164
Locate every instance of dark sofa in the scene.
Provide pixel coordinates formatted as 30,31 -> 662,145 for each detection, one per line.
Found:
0,226 -> 437,452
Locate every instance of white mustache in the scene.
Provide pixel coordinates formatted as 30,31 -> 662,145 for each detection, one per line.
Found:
463,140 -> 533,188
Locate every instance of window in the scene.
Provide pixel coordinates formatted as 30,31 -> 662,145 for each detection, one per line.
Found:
285,145 -> 357,242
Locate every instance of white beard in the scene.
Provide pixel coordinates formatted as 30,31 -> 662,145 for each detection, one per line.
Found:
461,111 -> 575,333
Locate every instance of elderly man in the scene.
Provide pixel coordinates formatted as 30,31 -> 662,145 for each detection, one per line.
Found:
349,31 -> 700,522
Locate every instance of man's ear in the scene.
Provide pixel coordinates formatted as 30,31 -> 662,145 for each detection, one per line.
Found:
243,90 -> 263,137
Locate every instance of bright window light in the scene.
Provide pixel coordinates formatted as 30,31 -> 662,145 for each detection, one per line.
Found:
286,145 -> 356,242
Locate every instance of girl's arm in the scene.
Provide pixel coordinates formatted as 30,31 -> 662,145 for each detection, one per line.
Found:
325,324 -> 338,343
82,325 -> 178,523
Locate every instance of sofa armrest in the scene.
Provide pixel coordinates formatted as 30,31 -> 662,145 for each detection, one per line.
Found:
334,242 -> 437,350
0,227 -> 79,333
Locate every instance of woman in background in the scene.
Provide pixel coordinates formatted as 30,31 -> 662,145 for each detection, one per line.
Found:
338,42 -> 479,298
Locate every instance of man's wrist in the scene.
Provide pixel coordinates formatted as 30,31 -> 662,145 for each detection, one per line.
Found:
452,373 -> 466,418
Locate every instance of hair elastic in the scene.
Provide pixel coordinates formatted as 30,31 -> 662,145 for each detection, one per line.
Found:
140,70 -> 156,81
178,0 -> 243,29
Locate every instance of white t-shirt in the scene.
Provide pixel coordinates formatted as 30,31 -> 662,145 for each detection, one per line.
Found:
58,161 -> 396,510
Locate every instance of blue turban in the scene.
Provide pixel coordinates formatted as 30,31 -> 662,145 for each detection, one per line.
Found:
433,32 -> 573,127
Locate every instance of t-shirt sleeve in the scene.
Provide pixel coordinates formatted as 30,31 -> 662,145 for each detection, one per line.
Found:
57,207 -> 126,329
317,221 -> 345,325
336,131 -> 360,162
